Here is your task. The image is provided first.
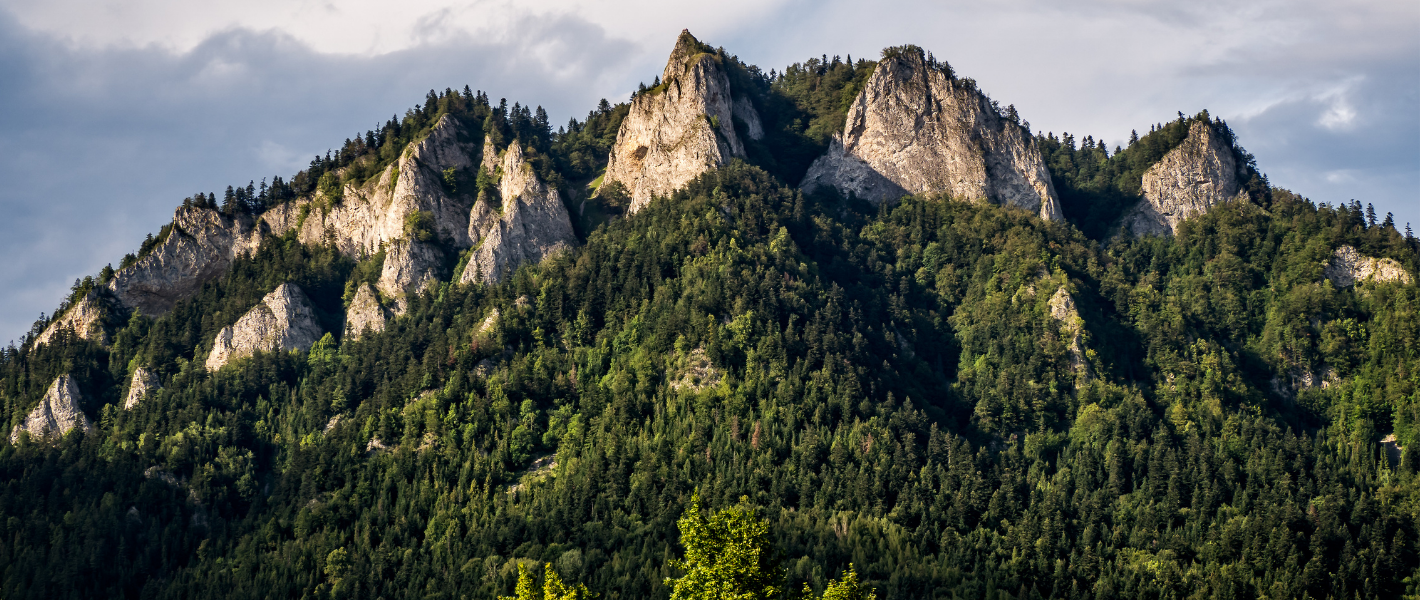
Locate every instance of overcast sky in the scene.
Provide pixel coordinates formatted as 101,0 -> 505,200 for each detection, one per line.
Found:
0,0 -> 1416,345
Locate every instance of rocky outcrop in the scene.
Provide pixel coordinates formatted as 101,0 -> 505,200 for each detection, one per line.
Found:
10,375 -> 92,443
108,206 -> 266,315
1121,121 -> 1247,236
343,283 -> 389,339
263,114 -> 478,255
602,30 -> 756,213
1047,287 -> 1091,387
460,140 -> 577,284
378,239 -> 445,314
1325,245 -> 1412,287
205,283 -> 323,371
35,288 -> 120,347
800,47 -> 1061,220
124,367 -> 160,409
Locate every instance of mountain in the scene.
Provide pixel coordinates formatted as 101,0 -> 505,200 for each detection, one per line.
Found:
1,31 -> 1418,600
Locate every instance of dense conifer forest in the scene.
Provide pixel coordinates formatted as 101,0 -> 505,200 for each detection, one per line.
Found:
2,46 -> 1419,600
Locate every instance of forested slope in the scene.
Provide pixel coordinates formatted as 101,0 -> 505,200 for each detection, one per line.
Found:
1,44 -> 1418,600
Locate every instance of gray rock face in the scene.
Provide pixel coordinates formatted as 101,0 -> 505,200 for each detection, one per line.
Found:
35,288 -> 119,348
263,114 -> 478,255
1121,121 -> 1247,237
378,238 -> 445,314
343,283 -> 389,340
107,206 -> 266,316
205,283 -> 323,371
800,48 -> 1061,220
602,30 -> 756,213
10,375 -> 92,443
1047,287 -> 1091,387
1324,245 -> 1412,287
124,367 -> 160,409
460,140 -> 577,284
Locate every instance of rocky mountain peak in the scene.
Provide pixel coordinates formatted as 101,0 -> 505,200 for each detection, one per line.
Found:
460,139 -> 577,284
10,375 -> 92,443
800,48 -> 1061,220
1121,120 -> 1247,237
602,30 -> 755,213
205,283 -> 323,371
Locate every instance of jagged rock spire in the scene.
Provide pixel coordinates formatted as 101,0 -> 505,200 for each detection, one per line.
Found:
601,30 -> 760,213
800,46 -> 1062,220
1120,120 -> 1247,237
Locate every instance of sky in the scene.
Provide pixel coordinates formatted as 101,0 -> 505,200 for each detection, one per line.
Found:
0,0 -> 1416,346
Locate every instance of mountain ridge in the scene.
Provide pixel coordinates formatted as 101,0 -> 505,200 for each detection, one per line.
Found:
1,30 -> 1418,600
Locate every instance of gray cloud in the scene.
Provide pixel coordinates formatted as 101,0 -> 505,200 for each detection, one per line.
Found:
0,8 -> 638,345
0,1 -> 1415,345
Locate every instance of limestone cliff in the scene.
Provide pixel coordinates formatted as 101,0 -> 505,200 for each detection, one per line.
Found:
378,238 -> 445,314
107,206 -> 266,315
205,283 -> 323,371
263,114 -> 478,255
1121,121 -> 1247,236
35,288 -> 120,347
343,283 -> 389,340
800,47 -> 1061,219
1325,245 -> 1413,287
124,367 -> 160,409
460,139 -> 577,284
1047,287 -> 1091,387
602,30 -> 756,213
10,375 -> 92,443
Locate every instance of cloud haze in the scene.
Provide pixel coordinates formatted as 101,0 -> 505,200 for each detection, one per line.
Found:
0,0 -> 1415,345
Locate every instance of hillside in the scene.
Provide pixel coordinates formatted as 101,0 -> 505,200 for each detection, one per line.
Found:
2,32 -> 1419,600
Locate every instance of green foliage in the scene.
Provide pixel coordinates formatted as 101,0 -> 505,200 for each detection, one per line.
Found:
503,563 -> 593,600
317,170 -> 343,202
667,493 -> 780,600
404,210 -> 437,242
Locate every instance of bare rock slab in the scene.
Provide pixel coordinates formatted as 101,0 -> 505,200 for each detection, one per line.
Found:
10,375 -> 92,443
1325,245 -> 1412,287
206,283 -> 323,371
1121,121 -> 1247,237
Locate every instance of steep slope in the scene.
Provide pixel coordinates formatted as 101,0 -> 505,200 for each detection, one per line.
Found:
205,283 -> 323,370
601,30 -> 757,212
344,283 -> 390,339
263,114 -> 478,254
800,46 -> 1061,219
1120,120 -> 1247,236
106,206 -> 266,315
34,288 -> 121,347
123,367 -> 160,409
460,139 -> 577,284
9,375 -> 91,443
377,238 -> 445,314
